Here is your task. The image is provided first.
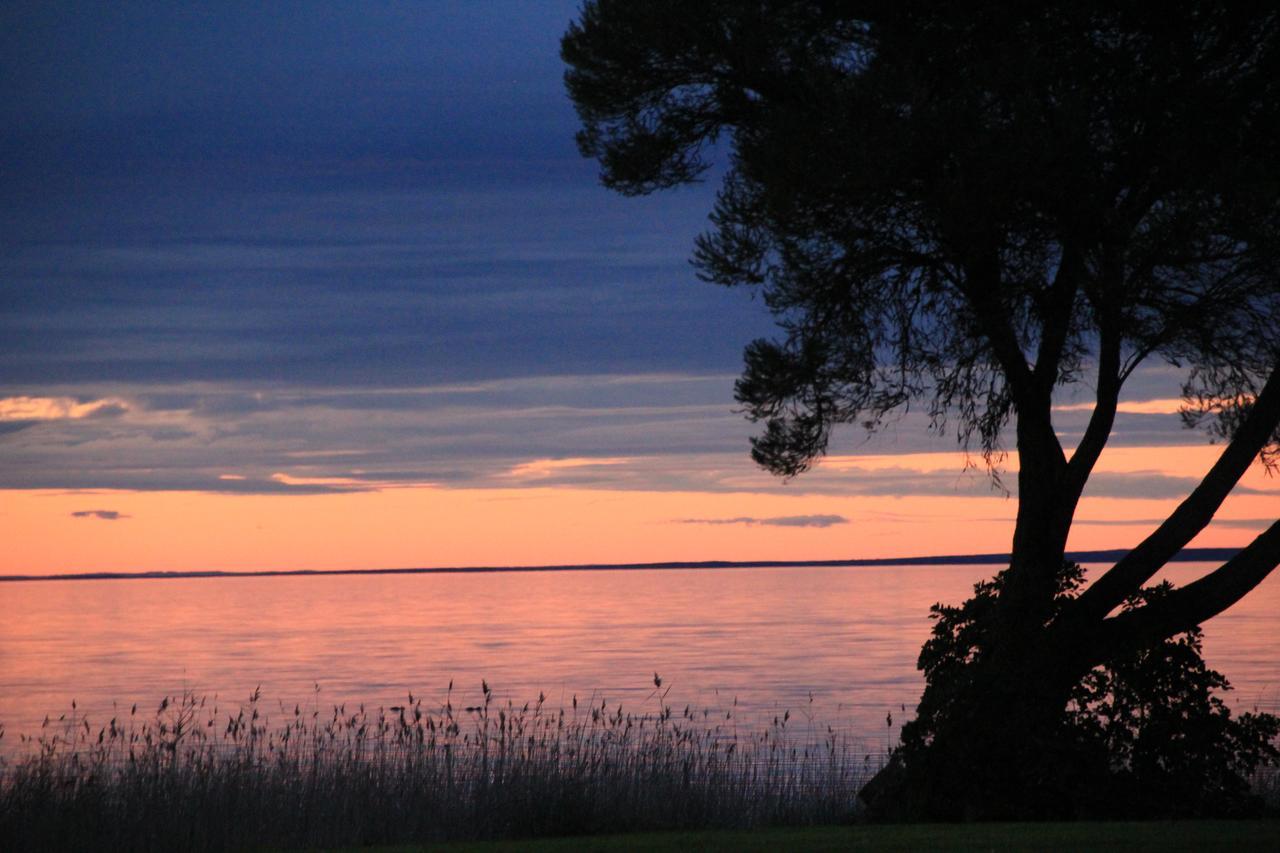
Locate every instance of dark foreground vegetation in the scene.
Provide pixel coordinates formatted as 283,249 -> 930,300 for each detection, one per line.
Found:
0,684 -> 871,852
872,565 -> 1280,819
1,677 -> 1276,851
399,821 -> 1280,853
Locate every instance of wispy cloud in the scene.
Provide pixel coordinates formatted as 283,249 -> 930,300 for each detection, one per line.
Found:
70,509 -> 129,521
1074,517 -> 1276,530
679,514 -> 849,528
0,396 -> 129,421
269,472 -> 369,489
1209,518 -> 1279,530
1083,471 -> 1279,500
505,457 -> 632,479
1054,398 -> 1186,415
0,371 -> 1263,499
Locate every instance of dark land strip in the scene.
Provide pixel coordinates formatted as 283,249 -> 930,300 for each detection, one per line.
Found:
0,547 -> 1242,583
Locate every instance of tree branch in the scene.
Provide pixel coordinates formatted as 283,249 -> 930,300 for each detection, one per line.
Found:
958,252 -> 1035,401
1082,521 -> 1280,665
1032,245 -> 1083,396
1063,322 -> 1122,494
1069,362 -> 1280,623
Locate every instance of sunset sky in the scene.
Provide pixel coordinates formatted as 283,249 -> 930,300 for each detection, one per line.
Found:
2,2 -> 1276,576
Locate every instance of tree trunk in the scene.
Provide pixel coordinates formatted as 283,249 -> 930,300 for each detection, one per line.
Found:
860,394 -> 1094,818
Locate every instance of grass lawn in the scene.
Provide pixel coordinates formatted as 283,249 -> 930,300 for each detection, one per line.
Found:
344,821 -> 1278,852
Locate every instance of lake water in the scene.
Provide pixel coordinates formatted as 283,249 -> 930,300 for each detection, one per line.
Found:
2,563 -> 1277,754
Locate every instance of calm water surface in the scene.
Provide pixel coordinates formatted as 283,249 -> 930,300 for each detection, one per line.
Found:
2,563 -> 1277,751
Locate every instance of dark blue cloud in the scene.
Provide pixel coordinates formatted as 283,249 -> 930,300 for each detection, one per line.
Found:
0,184 -> 771,386
0,3 -> 774,392
1,2 -> 581,188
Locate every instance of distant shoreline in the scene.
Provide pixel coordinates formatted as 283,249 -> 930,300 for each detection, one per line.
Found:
0,547 -> 1242,583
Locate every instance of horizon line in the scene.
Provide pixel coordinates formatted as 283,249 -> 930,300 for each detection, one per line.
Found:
0,547 -> 1242,584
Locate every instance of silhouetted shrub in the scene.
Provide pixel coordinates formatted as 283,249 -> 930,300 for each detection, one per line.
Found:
898,562 -> 1279,818
1067,583 -> 1280,816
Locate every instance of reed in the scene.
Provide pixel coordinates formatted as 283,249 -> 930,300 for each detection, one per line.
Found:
0,680 -> 876,851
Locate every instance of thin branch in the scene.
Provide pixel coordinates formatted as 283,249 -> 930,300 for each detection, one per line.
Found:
1064,311 -> 1123,492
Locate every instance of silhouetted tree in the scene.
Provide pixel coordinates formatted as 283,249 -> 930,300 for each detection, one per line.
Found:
564,1 -> 1280,817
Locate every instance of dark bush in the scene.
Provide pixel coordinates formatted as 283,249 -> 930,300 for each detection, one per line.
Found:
897,563 -> 1279,818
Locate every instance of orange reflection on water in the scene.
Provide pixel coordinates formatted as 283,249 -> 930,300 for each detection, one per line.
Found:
1,564 -> 1276,752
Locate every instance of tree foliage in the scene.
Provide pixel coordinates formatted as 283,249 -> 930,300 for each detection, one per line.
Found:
564,1 -> 1280,817
566,1 -> 1280,474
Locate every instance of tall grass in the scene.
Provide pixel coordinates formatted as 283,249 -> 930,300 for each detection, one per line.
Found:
0,681 -> 876,851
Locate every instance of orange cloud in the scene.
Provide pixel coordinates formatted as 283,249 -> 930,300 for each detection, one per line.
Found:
0,395 -> 129,421
269,472 -> 368,488
1054,398 -> 1186,415
505,457 -> 632,479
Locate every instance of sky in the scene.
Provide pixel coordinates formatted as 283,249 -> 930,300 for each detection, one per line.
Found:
2,2 -> 1276,575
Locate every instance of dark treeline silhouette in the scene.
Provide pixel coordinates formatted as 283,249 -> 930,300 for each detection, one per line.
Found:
0,547 -> 1245,583
563,1 -> 1280,818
